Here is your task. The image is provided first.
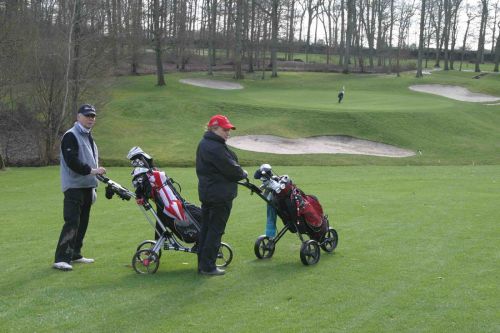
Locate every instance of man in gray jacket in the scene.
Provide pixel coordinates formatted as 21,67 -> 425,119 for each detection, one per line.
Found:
53,104 -> 106,271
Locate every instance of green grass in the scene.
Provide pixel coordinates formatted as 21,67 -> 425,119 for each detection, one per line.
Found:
2,69 -> 499,331
96,70 -> 500,167
0,165 -> 498,332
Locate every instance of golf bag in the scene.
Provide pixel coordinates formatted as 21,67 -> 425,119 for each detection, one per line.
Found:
99,146 -> 233,274
256,167 -> 328,241
131,167 -> 201,243
240,164 -> 338,265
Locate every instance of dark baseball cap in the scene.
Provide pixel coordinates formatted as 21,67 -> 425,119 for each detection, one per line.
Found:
78,104 -> 96,116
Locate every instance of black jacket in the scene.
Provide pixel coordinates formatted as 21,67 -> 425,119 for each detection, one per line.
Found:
196,131 -> 246,203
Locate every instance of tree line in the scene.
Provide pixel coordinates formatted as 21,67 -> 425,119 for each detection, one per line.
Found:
1,0 -> 499,167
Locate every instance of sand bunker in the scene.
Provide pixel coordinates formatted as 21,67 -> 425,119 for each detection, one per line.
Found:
179,78 -> 243,90
227,135 -> 415,157
409,84 -> 500,102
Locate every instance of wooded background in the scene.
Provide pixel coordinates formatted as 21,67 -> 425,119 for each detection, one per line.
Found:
1,0 -> 499,167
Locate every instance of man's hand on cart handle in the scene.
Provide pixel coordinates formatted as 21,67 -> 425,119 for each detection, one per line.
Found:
91,167 -> 107,176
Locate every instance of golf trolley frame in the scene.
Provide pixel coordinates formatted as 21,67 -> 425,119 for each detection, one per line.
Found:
238,179 -> 338,265
97,175 -> 233,274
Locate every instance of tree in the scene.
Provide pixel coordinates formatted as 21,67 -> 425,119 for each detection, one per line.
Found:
305,0 -> 321,63
343,0 -> 355,73
234,0 -> 244,79
475,0 -> 489,72
443,0 -> 452,70
286,0 -> 297,61
207,0 -> 217,76
396,0 -> 417,77
152,0 -> 166,85
417,0 -> 426,77
494,20 -> 500,71
130,0 -> 143,75
459,4 -> 476,71
360,0 -> 377,69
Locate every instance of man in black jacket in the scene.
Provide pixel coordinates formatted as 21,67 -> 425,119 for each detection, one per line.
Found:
196,115 -> 247,276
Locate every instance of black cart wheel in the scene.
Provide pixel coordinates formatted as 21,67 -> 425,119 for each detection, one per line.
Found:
254,235 -> 275,259
132,249 -> 160,274
136,240 -> 162,258
216,242 -> 233,268
320,228 -> 339,253
300,240 -> 320,265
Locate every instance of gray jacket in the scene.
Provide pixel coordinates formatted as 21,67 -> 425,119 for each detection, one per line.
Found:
60,123 -> 99,192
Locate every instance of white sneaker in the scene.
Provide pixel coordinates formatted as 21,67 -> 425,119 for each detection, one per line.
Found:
71,257 -> 95,264
53,262 -> 73,271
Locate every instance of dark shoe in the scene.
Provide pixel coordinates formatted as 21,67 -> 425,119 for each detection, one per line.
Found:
199,268 -> 225,276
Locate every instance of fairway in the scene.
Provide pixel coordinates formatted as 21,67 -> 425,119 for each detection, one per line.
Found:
1,70 -> 499,332
1,165 -> 499,332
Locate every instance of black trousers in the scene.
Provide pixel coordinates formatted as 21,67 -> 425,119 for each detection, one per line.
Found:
54,188 -> 93,263
198,200 -> 232,272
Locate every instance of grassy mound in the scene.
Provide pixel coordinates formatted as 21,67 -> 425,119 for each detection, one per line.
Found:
96,71 -> 500,167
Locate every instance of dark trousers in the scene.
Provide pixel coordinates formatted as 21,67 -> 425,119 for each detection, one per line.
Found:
54,188 -> 93,263
198,201 -> 232,272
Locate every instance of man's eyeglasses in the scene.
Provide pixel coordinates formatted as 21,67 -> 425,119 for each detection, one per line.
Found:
84,114 -> 96,119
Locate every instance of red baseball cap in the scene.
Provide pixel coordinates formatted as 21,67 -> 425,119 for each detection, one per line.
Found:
207,115 -> 236,130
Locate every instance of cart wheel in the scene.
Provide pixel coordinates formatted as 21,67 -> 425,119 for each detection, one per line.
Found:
216,242 -> 233,268
300,240 -> 320,265
320,228 -> 339,253
132,249 -> 160,274
136,240 -> 162,258
254,235 -> 275,259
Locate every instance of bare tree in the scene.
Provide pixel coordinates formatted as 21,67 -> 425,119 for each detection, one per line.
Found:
153,0 -> 166,85
234,0 -> 244,79
490,1 -> 499,54
396,0 -> 417,77
304,0 -> 321,63
475,0 -> 489,72
343,0 -> 355,73
360,0 -> 377,69
287,0 -> 297,61
495,20 -> 500,71
459,4 -> 476,71
130,0 -> 143,75
417,0 -> 426,77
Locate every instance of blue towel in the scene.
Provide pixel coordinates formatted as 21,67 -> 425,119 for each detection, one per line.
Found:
266,204 -> 277,237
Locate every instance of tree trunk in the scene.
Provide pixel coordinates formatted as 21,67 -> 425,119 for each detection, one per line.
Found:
270,0 -> 279,78
494,22 -> 500,72
178,0 -> 188,71
71,0 -> 82,114
153,0 -> 165,86
475,0 -> 489,73
343,0 -> 355,73
287,0 -> 295,61
433,0 -> 443,68
443,0 -> 451,71
416,0 -> 426,78
234,0 -> 244,79
131,0 -> 142,75
248,0 -> 256,72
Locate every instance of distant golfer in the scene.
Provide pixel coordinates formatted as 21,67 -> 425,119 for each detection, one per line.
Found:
338,86 -> 345,103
